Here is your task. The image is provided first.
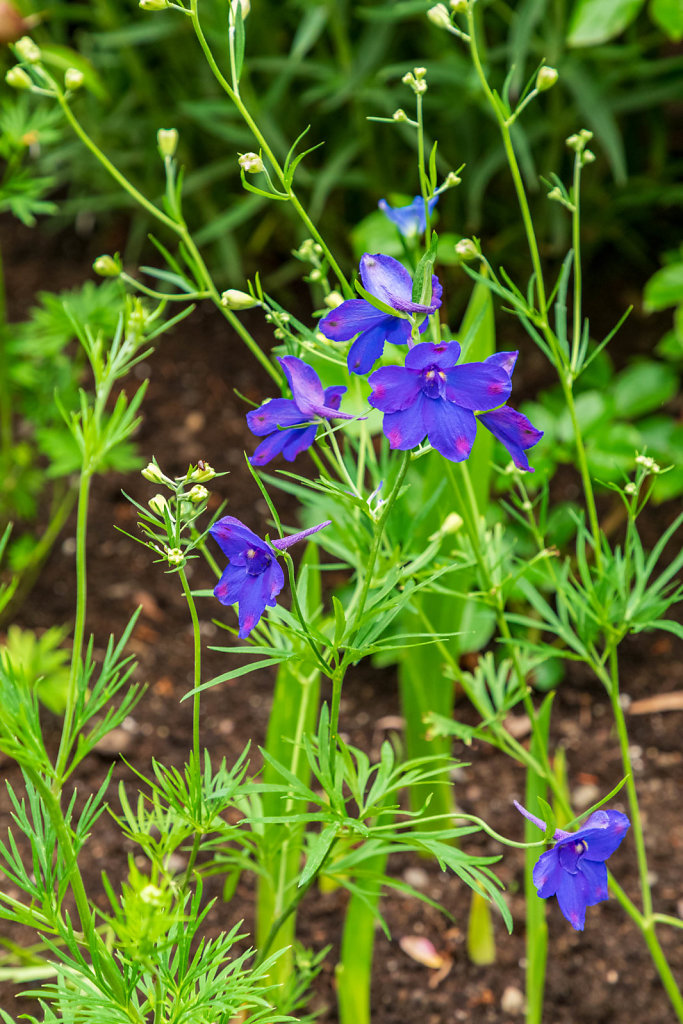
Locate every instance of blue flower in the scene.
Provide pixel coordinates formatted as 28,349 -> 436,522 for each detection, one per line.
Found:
515,800 -> 630,931
368,340 -> 542,464
247,356 -> 354,466
210,516 -> 330,638
318,253 -> 442,375
378,195 -> 438,237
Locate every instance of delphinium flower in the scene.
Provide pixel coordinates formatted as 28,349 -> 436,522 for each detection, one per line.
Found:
210,516 -> 330,638
367,341 -> 543,467
319,254 -> 442,375
247,355 -> 354,466
515,800 -> 630,930
378,195 -> 438,238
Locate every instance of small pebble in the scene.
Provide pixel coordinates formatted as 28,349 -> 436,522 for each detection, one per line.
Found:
500,985 -> 525,1015
572,783 -> 600,810
403,866 -> 430,890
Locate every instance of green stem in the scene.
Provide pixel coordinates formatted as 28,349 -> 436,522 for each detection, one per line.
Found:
0,242 -> 12,461
178,567 -> 202,767
570,154 -> 583,375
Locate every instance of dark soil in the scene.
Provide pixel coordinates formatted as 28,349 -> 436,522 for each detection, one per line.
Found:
1,219 -> 682,1024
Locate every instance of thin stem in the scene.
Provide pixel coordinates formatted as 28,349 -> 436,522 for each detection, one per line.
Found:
0,242 -> 12,461
178,567 -> 202,766
570,153 -> 583,375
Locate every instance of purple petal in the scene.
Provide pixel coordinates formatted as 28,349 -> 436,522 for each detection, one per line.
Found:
378,195 -> 438,236
572,810 -> 630,861
368,365 -> 420,413
360,254 -> 413,306
210,516 -> 269,560
477,406 -> 544,471
555,868 -> 593,930
237,559 -> 285,637
280,424 -> 318,461
382,393 -> 428,450
514,800 -> 557,835
533,847 -> 563,898
578,859 -> 609,904
422,399 -> 477,462
247,397 -> 306,437
250,428 -> 302,466
406,341 -> 461,371
323,385 -> 347,410
278,356 -> 325,416
271,520 -> 332,550
486,350 -> 518,376
214,562 -> 251,607
319,299 -> 387,341
445,362 -> 512,411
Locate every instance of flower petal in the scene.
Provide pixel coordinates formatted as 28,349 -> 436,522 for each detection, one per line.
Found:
247,397 -> 306,436
319,299 -> 387,341
368,365 -> 420,413
237,559 -> 285,638
486,350 -> 518,376
322,385 -> 347,410
361,253 -> 442,314
347,321 -> 392,374
382,393 -> 427,450
422,399 -> 477,462
378,195 -> 438,237
271,520 -> 332,550
281,424 -> 318,461
445,362 -> 512,410
477,406 -> 544,471
573,810 -> 631,861
214,562 -> 251,608
278,356 -> 325,415
405,341 -> 461,371
250,428 -> 302,466
555,867 -> 593,930
532,848 -> 563,898
210,516 -> 270,559
578,859 -> 609,904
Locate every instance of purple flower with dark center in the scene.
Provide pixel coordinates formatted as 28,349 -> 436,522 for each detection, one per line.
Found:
247,356 -> 354,466
318,254 -> 442,375
368,340 -> 516,463
210,516 -> 330,638
378,195 -> 438,237
515,800 -> 630,931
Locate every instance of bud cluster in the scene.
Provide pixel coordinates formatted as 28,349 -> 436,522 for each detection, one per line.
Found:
238,151 -> 265,174
402,67 -> 428,95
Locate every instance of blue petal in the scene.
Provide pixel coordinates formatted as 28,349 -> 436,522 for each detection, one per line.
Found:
361,254 -> 442,314
533,847 -> 563,898
210,516 -> 269,560
347,320 -> 394,375
247,397 -> 306,437
486,350 -> 518,376
555,868 -> 593,930
378,195 -> 438,237
278,356 -> 325,416
250,428 -> 298,466
477,406 -> 544,471
382,393 -> 427,450
214,561 -> 251,607
578,859 -> 609,904
422,399 -> 477,462
323,385 -> 347,410
281,424 -> 318,461
271,520 -> 331,550
368,366 -> 420,413
237,559 -> 285,638
571,810 -> 631,862
319,299 -> 387,341
445,362 -> 512,410
405,341 -> 461,371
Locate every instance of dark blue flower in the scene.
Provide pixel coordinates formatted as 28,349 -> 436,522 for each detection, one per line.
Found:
210,516 -> 330,638
318,254 -> 442,375
378,195 -> 438,237
474,351 -> 544,471
515,800 -> 630,931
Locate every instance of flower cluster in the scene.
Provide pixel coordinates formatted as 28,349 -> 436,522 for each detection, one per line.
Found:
515,800 -> 630,930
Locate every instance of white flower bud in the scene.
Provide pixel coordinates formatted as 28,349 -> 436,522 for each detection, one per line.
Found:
6,65 -> 31,89
324,290 -> 344,309
220,288 -> 259,310
581,149 -> 596,164
157,128 -> 178,158
14,35 -> 40,62
427,4 -> 451,29
392,108 -> 408,122
93,254 -> 121,277
188,484 -> 208,504
148,494 -> 168,516
230,0 -> 250,17
166,547 -> 185,567
238,151 -> 264,173
443,170 -> 462,188
449,0 -> 469,11
191,461 -> 216,482
624,482 -> 637,495
535,66 -> 558,92
64,67 -> 84,90
455,238 -> 479,261
141,462 -> 165,484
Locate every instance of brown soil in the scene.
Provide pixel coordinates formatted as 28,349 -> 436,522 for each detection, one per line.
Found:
1,219 -> 682,1024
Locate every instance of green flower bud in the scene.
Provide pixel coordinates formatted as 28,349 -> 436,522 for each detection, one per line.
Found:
92,254 -> 121,277
455,238 -> 480,261
449,0 -> 469,11
188,484 -> 208,504
238,151 -> 264,173
308,268 -> 322,282
149,494 -> 168,516
139,0 -> 168,9
581,149 -> 596,164
624,482 -> 637,495
427,4 -> 451,29
535,66 -> 558,92
443,170 -> 462,189
64,67 -> 84,90
392,108 -> 408,122
141,461 -> 165,484
219,288 -> 259,310
166,547 -> 185,567
5,65 -> 31,89
191,461 -> 216,483
14,34 -> 40,62
157,127 -> 178,158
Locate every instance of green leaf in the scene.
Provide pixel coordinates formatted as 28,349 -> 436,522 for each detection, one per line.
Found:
612,361 -> 678,417
234,1 -> 246,81
299,823 -> 338,888
643,262 -> 683,311
567,0 -> 646,46
650,0 -> 683,39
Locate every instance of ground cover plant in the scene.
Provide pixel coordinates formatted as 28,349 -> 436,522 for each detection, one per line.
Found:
0,1 -> 682,1023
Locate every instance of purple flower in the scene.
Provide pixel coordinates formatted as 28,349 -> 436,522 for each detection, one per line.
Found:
515,800 -> 630,931
318,254 -> 442,375
378,195 -> 438,237
368,340 -> 514,462
210,516 -> 330,638
247,356 -> 354,466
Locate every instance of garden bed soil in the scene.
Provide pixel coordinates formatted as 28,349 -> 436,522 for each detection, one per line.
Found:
1,220 -> 682,1023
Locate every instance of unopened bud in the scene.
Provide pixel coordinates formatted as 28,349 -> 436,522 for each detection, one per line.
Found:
191,461 -> 216,483
238,151 -> 264,173
442,512 -> 464,533
5,65 -> 31,89
581,149 -> 596,164
413,67 -> 427,80
443,170 -> 462,188
402,71 -> 427,94
535,66 -> 558,92
427,4 -> 451,29
624,482 -> 637,495
308,268 -> 322,282
166,547 -> 185,567
188,484 -> 208,504
139,884 -> 164,906
93,254 -> 121,277
455,238 -> 479,261
449,0 -> 469,10
157,128 -> 178,158
149,494 -> 168,516
139,0 -> 168,9
142,462 -> 165,484
64,67 -> 84,91
324,290 -> 344,309
14,35 -> 40,62
566,128 -> 593,153
220,288 -> 259,310
547,187 -> 563,202
392,108 -> 408,122
230,0 -> 250,17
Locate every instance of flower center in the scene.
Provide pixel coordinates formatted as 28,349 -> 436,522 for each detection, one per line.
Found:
419,365 -> 447,400
245,547 -> 272,576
